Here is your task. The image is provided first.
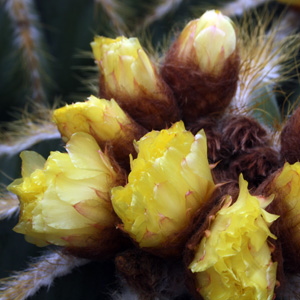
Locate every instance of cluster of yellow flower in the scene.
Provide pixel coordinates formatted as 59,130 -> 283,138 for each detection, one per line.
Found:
7,9 -> 300,300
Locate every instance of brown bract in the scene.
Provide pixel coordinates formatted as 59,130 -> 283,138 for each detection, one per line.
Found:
99,74 -> 180,131
161,41 -> 240,124
281,106 -> 300,164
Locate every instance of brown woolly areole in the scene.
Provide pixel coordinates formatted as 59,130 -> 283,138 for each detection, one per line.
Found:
115,248 -> 187,300
184,185 -> 283,300
188,114 -> 280,189
99,73 -> 180,131
161,41 -> 240,124
228,146 -> 281,188
188,115 -> 271,163
220,115 -> 271,154
280,106 -> 300,164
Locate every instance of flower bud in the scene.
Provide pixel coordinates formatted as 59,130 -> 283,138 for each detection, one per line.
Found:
178,10 -> 236,73
53,95 -> 147,168
111,121 -> 215,255
91,36 -> 179,130
8,132 -> 124,257
187,175 -> 279,300
161,10 -> 239,123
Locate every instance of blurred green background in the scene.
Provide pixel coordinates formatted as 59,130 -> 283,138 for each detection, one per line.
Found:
0,0 -> 299,299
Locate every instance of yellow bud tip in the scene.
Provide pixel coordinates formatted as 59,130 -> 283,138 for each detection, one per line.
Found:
91,36 -> 157,96
53,96 -> 132,143
178,10 -> 236,73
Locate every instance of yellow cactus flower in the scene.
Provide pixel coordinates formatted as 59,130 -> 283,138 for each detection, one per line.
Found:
189,175 -> 279,300
53,95 -> 146,164
272,162 -> 300,242
111,121 -> 215,249
177,10 -> 236,74
8,132 -> 120,248
91,36 -> 179,130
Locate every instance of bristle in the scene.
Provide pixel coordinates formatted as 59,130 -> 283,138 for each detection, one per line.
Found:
221,0 -> 268,16
94,0 -> 126,34
231,10 -> 300,116
0,189 -> 19,220
3,0 -> 48,104
142,0 -> 183,27
0,105 -> 61,157
0,251 -> 88,300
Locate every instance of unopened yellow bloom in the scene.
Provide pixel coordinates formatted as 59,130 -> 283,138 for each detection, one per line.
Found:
189,175 -> 278,300
272,162 -> 300,242
53,96 -> 135,143
111,121 -> 215,248
91,36 -> 157,97
52,96 -> 145,164
91,36 -> 179,130
8,132 -> 119,248
178,10 -> 236,73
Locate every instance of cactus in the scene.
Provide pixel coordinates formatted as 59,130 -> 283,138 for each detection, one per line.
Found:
1,1 -> 300,299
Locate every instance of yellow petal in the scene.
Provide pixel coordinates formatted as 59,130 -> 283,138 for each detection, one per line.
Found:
74,199 -> 114,225
21,151 -> 46,177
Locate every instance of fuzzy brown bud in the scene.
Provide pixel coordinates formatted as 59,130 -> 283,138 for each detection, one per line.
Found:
161,10 -> 239,124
